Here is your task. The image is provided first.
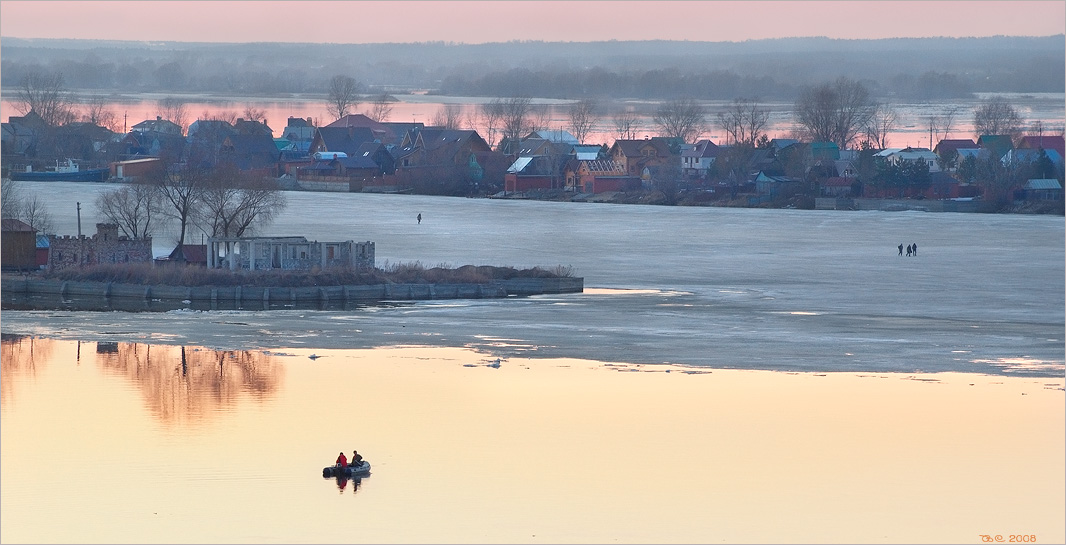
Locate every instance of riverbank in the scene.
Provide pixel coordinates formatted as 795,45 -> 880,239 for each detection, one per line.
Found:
0,274 -> 584,312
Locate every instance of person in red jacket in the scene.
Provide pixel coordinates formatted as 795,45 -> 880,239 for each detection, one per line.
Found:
335,451 -> 347,468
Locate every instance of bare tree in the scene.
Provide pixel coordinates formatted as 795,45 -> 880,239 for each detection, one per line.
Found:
612,107 -> 639,140
1,179 -> 25,219
242,106 -> 267,123
0,180 -> 53,232
326,75 -> 361,120
716,98 -> 770,147
794,77 -> 876,148
198,165 -> 286,238
13,69 -> 75,126
203,110 -> 238,125
973,97 -> 1024,140
19,194 -> 54,233
364,93 -> 394,122
567,98 -> 599,144
94,182 -> 162,239
653,98 -> 707,143
499,96 -> 534,143
864,103 -> 899,149
154,163 -> 207,247
477,100 -> 504,148
927,106 -> 959,143
82,95 -> 120,132
158,97 -> 189,135
432,104 -> 464,129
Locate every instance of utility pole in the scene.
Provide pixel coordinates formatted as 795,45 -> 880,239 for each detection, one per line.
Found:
76,202 -> 82,237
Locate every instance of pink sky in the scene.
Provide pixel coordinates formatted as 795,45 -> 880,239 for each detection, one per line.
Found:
1,1 -> 1063,43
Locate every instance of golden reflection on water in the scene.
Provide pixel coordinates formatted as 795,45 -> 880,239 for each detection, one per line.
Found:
1,337 -> 1063,544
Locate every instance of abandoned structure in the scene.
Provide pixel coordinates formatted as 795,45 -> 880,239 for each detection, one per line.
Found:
47,223 -> 153,271
207,236 -> 375,271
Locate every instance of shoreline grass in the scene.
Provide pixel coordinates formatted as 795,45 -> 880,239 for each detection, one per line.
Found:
20,262 -> 574,288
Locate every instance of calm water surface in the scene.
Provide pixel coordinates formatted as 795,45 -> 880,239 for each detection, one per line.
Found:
1,337 -> 1063,544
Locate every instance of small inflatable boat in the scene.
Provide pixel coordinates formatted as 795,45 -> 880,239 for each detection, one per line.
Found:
323,461 -> 371,478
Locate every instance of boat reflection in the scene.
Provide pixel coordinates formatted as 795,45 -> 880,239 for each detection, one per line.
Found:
332,474 -> 364,494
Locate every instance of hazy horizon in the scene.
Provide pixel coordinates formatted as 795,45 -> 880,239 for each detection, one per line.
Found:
1,1 -> 1064,44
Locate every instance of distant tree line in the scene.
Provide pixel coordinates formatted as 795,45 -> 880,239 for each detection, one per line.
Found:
1,35 -> 1062,100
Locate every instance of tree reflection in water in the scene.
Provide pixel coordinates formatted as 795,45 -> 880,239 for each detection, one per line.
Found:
1,334 -> 55,406
0,336 -> 282,425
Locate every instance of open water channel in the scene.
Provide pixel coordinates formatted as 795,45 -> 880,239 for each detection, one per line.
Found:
1,182 -> 1063,543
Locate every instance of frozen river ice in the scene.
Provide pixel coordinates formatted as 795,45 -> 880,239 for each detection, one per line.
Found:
2,182 -> 1063,376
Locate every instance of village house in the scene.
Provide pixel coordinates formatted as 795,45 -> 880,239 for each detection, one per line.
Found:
563,158 -> 639,193
933,138 -> 978,169
874,147 -> 941,172
681,139 -> 720,180
131,116 -> 182,136
1,218 -> 38,271
218,133 -> 281,177
1016,178 -> 1063,201
610,138 -> 677,178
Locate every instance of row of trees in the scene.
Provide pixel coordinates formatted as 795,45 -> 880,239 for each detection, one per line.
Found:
96,163 -> 287,247
361,76 -> 1031,152
1,164 -> 287,250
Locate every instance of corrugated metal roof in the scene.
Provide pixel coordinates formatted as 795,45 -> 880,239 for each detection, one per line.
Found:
507,156 -> 533,174
1025,179 -> 1062,190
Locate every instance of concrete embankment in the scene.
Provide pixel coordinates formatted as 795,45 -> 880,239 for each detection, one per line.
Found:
1,276 -> 584,312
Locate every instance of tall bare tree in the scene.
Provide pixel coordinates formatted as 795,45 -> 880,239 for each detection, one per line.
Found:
82,95 -> 120,132
716,98 -> 770,147
0,180 -> 54,232
95,182 -> 162,240
1,179 -> 25,219
19,194 -> 54,234
365,93 -> 394,122
13,69 -> 75,126
653,98 -> 707,143
158,97 -> 189,135
326,75 -> 361,120
198,165 -> 286,238
476,101 -> 504,148
154,163 -> 207,247
864,103 -> 899,149
794,77 -> 876,149
567,98 -> 599,144
973,97 -> 1023,140
612,107 -> 639,140
499,96 -> 534,143
432,104 -> 464,129
927,106 -> 959,144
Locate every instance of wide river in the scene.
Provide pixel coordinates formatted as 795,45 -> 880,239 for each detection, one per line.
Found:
1,182 -> 1064,543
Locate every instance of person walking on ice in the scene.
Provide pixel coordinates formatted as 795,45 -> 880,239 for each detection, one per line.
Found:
898,243 -> 904,256
417,213 -> 422,224
911,242 -> 917,256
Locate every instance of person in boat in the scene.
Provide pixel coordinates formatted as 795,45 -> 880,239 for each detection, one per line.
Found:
335,451 -> 348,468
350,450 -> 364,467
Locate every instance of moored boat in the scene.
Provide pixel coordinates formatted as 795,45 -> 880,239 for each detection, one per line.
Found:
10,159 -> 109,182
